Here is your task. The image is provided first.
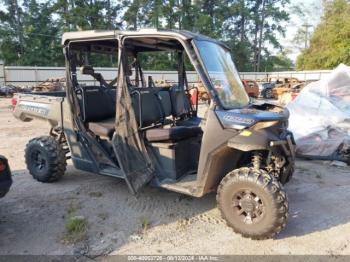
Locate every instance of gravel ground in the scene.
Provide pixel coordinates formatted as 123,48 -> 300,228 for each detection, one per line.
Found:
1,97 -> 350,257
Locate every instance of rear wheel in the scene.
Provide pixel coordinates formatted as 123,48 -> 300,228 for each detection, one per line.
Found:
25,136 -> 67,182
216,167 -> 288,240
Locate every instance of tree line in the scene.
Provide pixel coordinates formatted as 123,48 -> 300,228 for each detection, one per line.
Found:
296,0 -> 350,70
0,0 -> 293,71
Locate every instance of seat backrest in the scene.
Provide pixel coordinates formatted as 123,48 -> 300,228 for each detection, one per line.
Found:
131,88 -> 164,127
78,86 -> 115,122
156,90 -> 172,118
169,85 -> 191,118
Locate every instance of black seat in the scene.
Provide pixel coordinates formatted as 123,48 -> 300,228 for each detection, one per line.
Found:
132,87 -> 202,142
78,86 -> 115,122
169,85 -> 192,118
131,88 -> 164,127
145,126 -> 202,142
77,86 -> 116,138
156,90 -> 172,118
85,86 -> 202,142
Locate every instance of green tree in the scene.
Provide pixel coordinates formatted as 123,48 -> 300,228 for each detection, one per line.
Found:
296,0 -> 350,70
250,0 -> 290,71
20,0 -> 62,66
0,0 -> 292,70
222,0 -> 254,71
0,0 -> 63,65
0,0 -> 24,65
123,0 -> 149,30
260,51 -> 294,71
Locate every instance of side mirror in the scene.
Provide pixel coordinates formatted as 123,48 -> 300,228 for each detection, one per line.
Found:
80,65 -> 94,75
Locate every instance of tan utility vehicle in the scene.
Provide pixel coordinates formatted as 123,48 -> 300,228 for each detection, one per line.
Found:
13,29 -> 295,239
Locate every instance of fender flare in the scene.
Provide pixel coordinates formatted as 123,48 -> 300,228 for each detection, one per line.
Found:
227,129 -> 279,152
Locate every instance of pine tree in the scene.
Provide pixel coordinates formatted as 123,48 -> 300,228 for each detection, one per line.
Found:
0,0 -> 24,65
296,0 -> 350,70
0,0 -> 292,70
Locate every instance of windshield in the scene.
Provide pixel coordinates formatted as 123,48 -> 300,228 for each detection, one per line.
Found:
195,40 -> 249,109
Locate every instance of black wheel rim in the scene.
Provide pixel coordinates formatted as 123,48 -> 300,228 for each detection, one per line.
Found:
232,190 -> 264,224
31,150 -> 47,172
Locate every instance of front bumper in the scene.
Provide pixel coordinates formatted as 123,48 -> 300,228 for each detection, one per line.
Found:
0,179 -> 12,198
270,132 -> 296,159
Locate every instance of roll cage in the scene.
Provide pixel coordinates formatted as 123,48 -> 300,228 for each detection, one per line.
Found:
63,29 -> 229,109
62,29 -> 260,195
63,29 -> 221,193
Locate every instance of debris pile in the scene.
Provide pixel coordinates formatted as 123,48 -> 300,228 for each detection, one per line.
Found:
154,80 -> 172,88
287,64 -> 350,165
32,77 -> 66,92
260,77 -> 310,102
0,85 -> 18,97
192,82 -> 210,102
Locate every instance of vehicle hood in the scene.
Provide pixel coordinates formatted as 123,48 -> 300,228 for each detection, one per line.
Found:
216,106 -> 289,129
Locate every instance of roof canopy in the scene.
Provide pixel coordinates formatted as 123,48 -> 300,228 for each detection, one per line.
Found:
61,28 -> 226,48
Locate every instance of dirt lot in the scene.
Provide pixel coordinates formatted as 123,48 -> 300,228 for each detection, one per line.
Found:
1,97 -> 350,257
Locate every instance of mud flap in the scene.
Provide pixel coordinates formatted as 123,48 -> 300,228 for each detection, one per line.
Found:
112,45 -> 155,194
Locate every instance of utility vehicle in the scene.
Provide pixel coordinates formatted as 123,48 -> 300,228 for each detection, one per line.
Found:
13,29 -> 295,239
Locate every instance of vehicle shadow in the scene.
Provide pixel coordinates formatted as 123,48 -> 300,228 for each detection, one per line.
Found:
276,160 -> 350,239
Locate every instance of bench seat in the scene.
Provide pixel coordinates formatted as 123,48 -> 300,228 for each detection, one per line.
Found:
88,118 -> 202,142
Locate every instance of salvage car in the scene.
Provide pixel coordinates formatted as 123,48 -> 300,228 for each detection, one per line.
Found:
0,155 -> 12,198
260,82 -> 275,99
0,85 -> 17,97
13,29 -> 295,239
242,79 -> 259,98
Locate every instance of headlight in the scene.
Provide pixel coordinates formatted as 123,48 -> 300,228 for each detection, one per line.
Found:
251,121 -> 278,131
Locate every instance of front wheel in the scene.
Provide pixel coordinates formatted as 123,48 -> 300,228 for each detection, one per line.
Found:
216,167 -> 288,240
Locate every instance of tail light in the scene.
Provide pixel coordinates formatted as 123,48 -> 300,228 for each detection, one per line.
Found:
11,97 -> 17,110
0,159 -> 6,172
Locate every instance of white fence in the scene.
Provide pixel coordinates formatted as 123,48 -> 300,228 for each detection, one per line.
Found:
0,64 -> 332,87
239,70 -> 332,81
